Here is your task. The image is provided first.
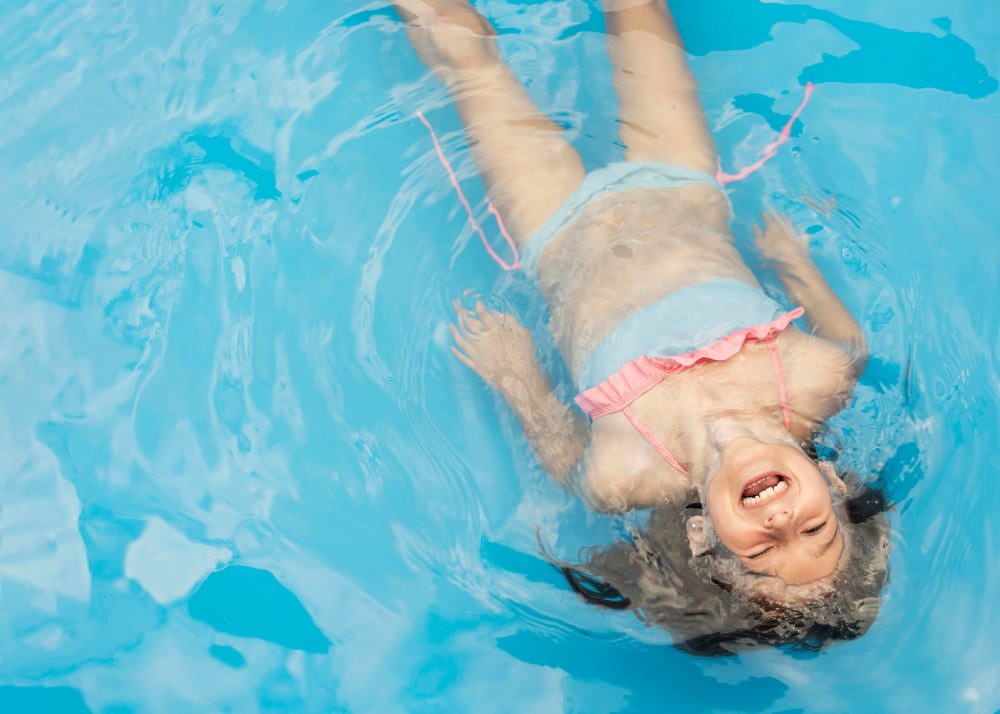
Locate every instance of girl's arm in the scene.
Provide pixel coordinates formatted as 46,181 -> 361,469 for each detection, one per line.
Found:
754,210 -> 868,367
450,302 -> 588,484
450,303 -> 691,512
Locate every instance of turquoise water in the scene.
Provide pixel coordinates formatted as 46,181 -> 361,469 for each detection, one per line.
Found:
0,1 -> 997,712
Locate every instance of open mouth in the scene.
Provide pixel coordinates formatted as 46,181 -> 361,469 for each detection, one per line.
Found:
740,473 -> 789,508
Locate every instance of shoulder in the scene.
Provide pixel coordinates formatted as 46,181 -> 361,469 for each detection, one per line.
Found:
581,413 -> 692,513
777,328 -> 859,421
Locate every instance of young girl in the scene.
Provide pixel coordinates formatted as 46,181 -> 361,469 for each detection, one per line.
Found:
395,0 -> 889,652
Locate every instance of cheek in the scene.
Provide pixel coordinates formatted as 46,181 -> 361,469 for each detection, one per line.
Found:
708,507 -> 754,551
707,478 -> 756,550
802,483 -> 835,516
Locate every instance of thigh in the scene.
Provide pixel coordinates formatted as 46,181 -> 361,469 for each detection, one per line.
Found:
604,0 -> 717,173
451,68 -> 586,246
396,0 -> 586,246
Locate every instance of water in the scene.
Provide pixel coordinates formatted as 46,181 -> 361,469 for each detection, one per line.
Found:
0,1 -> 997,712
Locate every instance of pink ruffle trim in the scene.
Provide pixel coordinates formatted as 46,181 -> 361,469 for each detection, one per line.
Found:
575,307 -> 804,418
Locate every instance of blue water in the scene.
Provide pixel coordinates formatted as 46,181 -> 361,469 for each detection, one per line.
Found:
0,1 -> 997,712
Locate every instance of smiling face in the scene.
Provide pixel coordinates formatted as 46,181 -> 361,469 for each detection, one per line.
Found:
705,438 -> 844,585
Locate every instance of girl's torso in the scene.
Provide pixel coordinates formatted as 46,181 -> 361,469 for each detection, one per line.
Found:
533,182 -> 754,380
530,183 -> 854,497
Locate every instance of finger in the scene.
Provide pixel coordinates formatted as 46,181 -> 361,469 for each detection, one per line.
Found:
476,301 -> 504,330
476,300 -> 504,323
769,209 -> 792,232
459,309 -> 484,336
449,323 -> 471,350
453,298 -> 482,325
479,301 -> 519,333
450,346 -> 476,370
764,207 -> 784,225
449,323 -> 474,354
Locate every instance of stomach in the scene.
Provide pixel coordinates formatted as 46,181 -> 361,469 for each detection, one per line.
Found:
533,182 -> 759,380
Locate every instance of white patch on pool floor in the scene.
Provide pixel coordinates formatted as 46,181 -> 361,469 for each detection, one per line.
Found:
125,517 -> 231,605
0,465 -> 92,602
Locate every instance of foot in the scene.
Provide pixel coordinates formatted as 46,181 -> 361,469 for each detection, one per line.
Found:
393,0 -> 501,79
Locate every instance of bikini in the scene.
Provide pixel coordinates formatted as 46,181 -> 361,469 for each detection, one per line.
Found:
573,278 -> 803,473
515,162 -> 804,472
529,167 -> 804,472
508,157 -> 802,473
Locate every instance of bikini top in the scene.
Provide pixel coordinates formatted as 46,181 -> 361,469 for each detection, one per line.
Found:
574,279 -> 804,474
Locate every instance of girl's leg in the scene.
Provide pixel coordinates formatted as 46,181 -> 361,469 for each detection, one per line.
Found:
603,0 -> 717,174
395,0 -> 585,245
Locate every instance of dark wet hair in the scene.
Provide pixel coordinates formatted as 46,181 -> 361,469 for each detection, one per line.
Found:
554,474 -> 890,656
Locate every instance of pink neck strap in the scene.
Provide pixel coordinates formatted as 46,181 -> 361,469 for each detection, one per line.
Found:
766,335 -> 793,431
619,334 -> 792,475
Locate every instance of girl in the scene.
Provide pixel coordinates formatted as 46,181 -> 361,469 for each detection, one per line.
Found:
395,0 -> 889,652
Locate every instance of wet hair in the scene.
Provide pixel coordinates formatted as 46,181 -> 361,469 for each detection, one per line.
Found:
554,472 -> 890,656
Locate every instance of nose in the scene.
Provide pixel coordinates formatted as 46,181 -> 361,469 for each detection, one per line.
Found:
764,508 -> 792,530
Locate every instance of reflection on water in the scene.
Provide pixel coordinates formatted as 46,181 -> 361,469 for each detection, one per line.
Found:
0,0 -> 996,711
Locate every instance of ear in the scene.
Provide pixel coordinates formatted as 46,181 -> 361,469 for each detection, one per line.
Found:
686,515 -> 711,557
818,461 -> 848,494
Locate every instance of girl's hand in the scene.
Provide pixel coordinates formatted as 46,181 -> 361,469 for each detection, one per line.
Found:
450,299 -> 586,483
753,209 -> 868,363
753,209 -> 810,269
449,300 -> 536,388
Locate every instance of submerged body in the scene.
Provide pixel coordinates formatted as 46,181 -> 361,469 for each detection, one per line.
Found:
517,165 -> 858,585
531,179 -> 743,372
525,168 -> 855,508
397,0 -> 880,605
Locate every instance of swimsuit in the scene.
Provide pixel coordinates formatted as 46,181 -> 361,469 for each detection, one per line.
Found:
519,161 -> 724,278
574,280 -> 803,473
518,163 -> 803,474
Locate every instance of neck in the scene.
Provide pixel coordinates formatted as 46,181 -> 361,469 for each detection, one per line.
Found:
687,414 -> 796,491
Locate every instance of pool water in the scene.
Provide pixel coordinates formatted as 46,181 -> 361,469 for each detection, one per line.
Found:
0,1 -> 997,712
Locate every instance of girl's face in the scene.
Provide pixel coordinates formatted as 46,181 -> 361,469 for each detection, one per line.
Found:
705,438 -> 844,585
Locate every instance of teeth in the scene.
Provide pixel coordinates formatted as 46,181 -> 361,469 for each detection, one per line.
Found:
742,479 -> 788,505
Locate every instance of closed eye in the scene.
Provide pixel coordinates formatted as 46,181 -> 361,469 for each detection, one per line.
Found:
748,547 -> 773,560
803,520 -> 827,536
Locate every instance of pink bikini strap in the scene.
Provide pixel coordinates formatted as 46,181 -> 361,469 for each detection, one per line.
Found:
422,84 -> 814,269
765,336 -> 792,430
614,333 -> 792,471
622,406 -> 689,475
417,112 -> 521,271
716,82 -> 815,186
